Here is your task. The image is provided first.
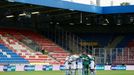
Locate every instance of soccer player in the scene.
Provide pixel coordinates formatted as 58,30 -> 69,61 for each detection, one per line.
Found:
80,51 -> 90,75
77,53 -> 83,75
64,54 -> 72,75
64,53 -> 79,75
88,50 -> 96,75
89,58 -> 96,75
70,53 -> 79,75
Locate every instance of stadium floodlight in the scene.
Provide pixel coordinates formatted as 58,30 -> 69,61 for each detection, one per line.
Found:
99,18 -> 109,26
19,13 -> 26,16
50,22 -> 53,24
20,11 -> 31,18
56,22 -> 59,25
69,23 -> 74,25
86,23 -> 91,25
130,17 -> 134,23
117,23 -> 121,25
7,0 -> 15,2
69,9 -> 75,11
6,15 -> 14,18
31,12 -> 40,15
102,23 -> 108,26
105,18 -> 109,24
102,18 -> 109,25
80,12 -> 83,23
117,19 -> 121,25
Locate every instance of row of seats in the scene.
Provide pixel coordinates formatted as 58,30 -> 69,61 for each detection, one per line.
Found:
17,30 -> 69,64
113,48 -> 134,65
0,30 -> 60,65
0,44 -> 29,64
0,29 -> 68,64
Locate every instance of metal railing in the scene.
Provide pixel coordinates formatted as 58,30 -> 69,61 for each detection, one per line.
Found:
93,48 -> 134,65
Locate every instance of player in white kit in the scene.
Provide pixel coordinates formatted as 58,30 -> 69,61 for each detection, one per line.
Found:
64,53 -> 79,75
65,54 -> 72,75
77,54 -> 83,75
70,53 -> 79,75
89,58 -> 96,75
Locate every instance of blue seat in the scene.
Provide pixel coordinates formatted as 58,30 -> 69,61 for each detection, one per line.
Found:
0,44 -> 29,64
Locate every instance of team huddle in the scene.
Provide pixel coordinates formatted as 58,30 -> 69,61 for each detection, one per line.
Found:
64,51 -> 96,75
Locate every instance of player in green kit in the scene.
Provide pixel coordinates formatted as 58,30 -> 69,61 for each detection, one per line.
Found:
80,51 -> 90,75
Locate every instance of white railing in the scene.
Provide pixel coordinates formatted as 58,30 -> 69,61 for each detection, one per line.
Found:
93,48 -> 134,65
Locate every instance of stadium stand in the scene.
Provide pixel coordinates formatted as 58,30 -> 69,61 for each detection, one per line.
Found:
76,33 -> 134,65
0,30 -> 60,65
113,48 -> 134,65
0,28 -> 134,65
18,30 -> 69,64
116,35 -> 134,48
113,36 -> 134,65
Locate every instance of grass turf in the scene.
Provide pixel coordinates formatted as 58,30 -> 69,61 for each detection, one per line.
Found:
0,70 -> 134,75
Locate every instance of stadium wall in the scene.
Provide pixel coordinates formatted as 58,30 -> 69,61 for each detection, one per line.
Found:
0,65 -> 134,71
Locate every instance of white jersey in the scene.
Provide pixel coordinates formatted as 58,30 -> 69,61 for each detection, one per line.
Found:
64,56 -> 71,69
90,60 -> 95,69
64,54 -> 79,69
70,55 -> 79,69
88,54 -> 96,69
88,54 -> 93,59
77,58 -> 83,69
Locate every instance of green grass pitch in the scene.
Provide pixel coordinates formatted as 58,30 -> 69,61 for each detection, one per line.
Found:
0,70 -> 134,75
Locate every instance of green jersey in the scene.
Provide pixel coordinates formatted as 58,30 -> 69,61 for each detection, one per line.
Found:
80,54 -> 90,66
88,55 -> 95,64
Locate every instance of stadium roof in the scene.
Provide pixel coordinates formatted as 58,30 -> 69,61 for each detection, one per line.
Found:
1,0 -> 134,33
12,0 -> 134,14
